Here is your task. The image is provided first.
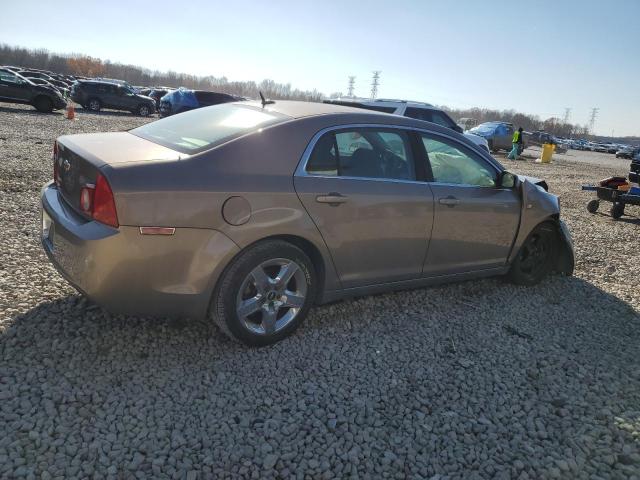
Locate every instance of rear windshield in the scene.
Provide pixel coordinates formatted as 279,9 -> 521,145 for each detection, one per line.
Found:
130,103 -> 290,154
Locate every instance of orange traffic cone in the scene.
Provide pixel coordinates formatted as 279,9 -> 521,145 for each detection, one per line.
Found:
66,101 -> 75,120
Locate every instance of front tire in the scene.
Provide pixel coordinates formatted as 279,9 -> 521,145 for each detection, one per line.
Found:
211,240 -> 317,347
33,96 -> 53,113
87,98 -> 101,112
508,223 -> 557,286
137,104 -> 151,116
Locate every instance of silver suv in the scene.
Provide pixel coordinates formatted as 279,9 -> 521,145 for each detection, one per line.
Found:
324,98 -> 490,152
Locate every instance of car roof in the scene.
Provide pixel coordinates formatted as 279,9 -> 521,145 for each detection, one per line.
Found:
231,100 -> 470,136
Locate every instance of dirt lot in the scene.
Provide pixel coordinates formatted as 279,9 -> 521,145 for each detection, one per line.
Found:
1,104 -> 639,479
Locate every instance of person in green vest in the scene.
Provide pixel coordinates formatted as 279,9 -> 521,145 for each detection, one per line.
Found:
507,127 -> 524,160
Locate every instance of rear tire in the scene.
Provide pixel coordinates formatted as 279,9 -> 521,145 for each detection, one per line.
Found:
33,96 -> 53,113
586,199 -> 599,214
508,223 -> 557,286
211,240 -> 317,347
87,98 -> 101,112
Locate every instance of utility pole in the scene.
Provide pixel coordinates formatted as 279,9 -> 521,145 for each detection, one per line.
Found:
562,108 -> 571,124
370,71 -> 381,99
589,107 -> 599,134
347,76 -> 356,97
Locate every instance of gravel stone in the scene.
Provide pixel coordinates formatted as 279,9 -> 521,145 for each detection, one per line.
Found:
0,106 -> 639,478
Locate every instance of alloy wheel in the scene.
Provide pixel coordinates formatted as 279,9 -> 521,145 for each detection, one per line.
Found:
517,233 -> 551,278
236,258 -> 307,336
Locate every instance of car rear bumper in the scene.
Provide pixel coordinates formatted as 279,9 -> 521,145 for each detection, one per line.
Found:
41,182 -> 240,319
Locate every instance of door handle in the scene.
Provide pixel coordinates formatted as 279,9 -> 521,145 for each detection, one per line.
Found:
438,196 -> 460,207
316,192 -> 348,206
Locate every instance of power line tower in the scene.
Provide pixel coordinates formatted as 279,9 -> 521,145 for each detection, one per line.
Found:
347,76 -> 356,97
370,71 -> 381,99
589,107 -> 599,134
562,108 -> 571,124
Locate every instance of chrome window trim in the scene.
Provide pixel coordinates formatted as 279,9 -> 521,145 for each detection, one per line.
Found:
295,123 -> 504,187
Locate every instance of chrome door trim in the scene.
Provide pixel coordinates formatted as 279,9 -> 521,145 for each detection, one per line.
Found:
295,123 -> 504,181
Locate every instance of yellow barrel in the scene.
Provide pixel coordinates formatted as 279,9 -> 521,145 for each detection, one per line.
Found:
540,143 -> 555,163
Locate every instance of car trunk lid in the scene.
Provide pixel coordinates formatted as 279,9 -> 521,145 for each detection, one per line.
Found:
55,132 -> 184,218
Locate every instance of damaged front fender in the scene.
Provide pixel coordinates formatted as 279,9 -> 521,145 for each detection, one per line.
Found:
509,178 -> 575,275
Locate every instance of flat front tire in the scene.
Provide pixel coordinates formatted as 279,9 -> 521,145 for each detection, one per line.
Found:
211,240 -> 317,347
508,223 -> 557,286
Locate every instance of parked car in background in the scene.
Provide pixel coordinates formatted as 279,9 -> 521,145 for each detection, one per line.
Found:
148,88 -> 173,109
159,88 -> 241,117
0,68 -> 67,112
323,98 -> 490,152
16,70 -> 55,82
593,144 -> 608,153
467,122 -> 527,153
605,143 -> 618,154
25,77 -> 69,97
616,146 -> 640,159
70,80 -> 156,116
42,100 -> 574,346
526,131 -> 567,154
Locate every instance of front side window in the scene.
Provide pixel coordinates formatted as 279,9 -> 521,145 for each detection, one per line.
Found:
421,135 -> 496,187
306,128 -> 415,181
0,70 -> 19,83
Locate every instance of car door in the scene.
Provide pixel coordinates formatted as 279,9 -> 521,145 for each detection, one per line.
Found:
112,85 -> 131,109
0,70 -> 28,101
418,132 -> 520,276
294,127 -> 434,288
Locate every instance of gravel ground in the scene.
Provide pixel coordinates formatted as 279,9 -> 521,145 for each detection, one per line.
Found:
1,104 -> 639,479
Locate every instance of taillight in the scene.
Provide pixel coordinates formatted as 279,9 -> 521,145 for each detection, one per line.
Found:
53,141 -> 61,186
93,174 -> 119,228
78,174 -> 118,228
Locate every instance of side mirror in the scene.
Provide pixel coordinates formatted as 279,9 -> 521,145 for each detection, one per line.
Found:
498,171 -> 517,188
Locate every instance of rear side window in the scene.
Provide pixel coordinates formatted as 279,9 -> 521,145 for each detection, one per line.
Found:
306,128 -> 415,181
195,91 -> 234,105
406,108 -> 456,130
130,103 -> 289,154
405,107 -> 432,122
354,105 -> 397,114
430,112 -> 456,129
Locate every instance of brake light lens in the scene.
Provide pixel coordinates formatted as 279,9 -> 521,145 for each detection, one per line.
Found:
78,174 -> 118,228
93,174 -> 119,228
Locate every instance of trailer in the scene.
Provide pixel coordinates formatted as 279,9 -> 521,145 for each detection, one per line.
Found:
582,185 -> 640,219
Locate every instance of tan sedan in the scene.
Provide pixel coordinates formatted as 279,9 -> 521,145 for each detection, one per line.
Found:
41,100 -> 574,346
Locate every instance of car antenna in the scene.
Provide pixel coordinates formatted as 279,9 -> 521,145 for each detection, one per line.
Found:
259,91 -> 275,108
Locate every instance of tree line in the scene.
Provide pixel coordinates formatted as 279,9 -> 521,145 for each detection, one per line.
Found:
1,43 -> 635,142
0,44 -> 323,102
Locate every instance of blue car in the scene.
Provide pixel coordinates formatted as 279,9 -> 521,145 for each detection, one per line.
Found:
159,88 -> 242,117
467,122 -> 527,153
